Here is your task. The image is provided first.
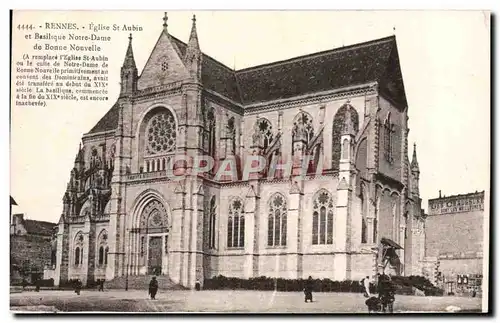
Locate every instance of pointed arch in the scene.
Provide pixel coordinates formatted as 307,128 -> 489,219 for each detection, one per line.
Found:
227,197 -> 245,248
73,231 -> 84,266
332,104 -> 359,170
206,105 -> 217,159
130,189 -> 171,233
96,229 -> 108,266
267,193 -> 287,247
312,189 -> 335,245
292,111 -> 315,145
208,196 -> 217,249
255,118 -> 274,151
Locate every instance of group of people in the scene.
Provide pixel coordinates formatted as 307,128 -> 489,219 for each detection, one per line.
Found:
362,273 -> 396,313
302,274 -> 396,313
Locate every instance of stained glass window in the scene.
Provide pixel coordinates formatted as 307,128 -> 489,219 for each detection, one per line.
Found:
268,193 -> 287,247
312,190 -> 334,245
228,198 -> 244,248
145,110 -> 176,155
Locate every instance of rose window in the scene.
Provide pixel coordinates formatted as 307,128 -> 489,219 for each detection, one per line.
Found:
146,111 -> 176,155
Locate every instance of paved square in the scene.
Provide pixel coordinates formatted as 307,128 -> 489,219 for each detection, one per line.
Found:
10,289 -> 483,313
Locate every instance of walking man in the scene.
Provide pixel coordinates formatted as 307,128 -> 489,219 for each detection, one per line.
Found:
148,276 -> 159,300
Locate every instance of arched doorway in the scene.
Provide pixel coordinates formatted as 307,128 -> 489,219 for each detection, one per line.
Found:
133,197 -> 170,276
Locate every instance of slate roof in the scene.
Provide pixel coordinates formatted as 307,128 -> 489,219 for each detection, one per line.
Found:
86,34 -> 406,135
23,219 -> 56,236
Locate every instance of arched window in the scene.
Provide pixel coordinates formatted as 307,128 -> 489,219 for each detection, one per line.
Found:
312,190 -> 334,245
74,232 -> 84,266
384,113 -> 394,162
255,118 -> 274,151
97,229 -> 108,267
332,104 -> 359,170
267,193 -> 287,247
98,247 -> 104,265
90,147 -> 99,168
206,107 -> 217,159
227,117 -> 236,155
74,247 -> 80,265
208,196 -> 217,249
373,197 -> 379,243
292,111 -> 314,146
360,187 -> 367,244
145,109 -> 177,156
227,198 -> 244,248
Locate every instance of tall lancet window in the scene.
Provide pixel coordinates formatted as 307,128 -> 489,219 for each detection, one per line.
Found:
227,198 -> 245,248
267,193 -> 287,247
373,198 -> 379,244
360,186 -> 367,244
312,189 -> 334,245
206,107 -> 217,160
97,229 -> 108,267
384,113 -> 394,163
332,104 -> 359,169
256,118 -> 274,151
73,232 -> 84,266
292,111 -> 314,146
227,117 -> 236,155
208,196 -> 217,249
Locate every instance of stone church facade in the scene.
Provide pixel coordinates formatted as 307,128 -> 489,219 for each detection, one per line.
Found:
53,13 -> 425,288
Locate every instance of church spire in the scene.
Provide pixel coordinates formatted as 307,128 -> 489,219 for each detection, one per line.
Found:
185,14 -> 202,81
411,142 -> 419,172
122,33 -> 136,69
163,12 -> 168,33
120,33 -> 138,96
187,14 -> 200,53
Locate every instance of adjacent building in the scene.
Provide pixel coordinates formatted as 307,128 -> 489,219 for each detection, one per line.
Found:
424,190 -> 485,294
52,13 -> 425,288
10,213 -> 57,284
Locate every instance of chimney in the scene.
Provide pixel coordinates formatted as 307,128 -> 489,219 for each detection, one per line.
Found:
439,190 -> 441,198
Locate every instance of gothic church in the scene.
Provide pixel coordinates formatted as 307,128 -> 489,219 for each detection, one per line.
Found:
52,13 -> 426,288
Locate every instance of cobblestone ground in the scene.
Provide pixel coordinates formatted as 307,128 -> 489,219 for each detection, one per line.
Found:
10,289 -> 484,313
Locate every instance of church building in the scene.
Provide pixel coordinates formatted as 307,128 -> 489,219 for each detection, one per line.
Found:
52,13 -> 425,288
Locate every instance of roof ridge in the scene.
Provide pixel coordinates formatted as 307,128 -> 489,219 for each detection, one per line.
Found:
170,35 -> 236,73
236,35 -> 395,74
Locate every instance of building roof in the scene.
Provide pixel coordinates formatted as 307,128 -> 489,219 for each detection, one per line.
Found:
429,190 -> 485,202
10,196 -> 17,206
23,219 -> 56,236
86,34 -> 407,135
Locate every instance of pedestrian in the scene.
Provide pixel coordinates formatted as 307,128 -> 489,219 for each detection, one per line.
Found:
360,275 -> 371,298
98,279 -> 105,292
303,276 -> 314,303
148,276 -> 159,300
74,279 -> 82,295
35,280 -> 40,292
377,274 -> 395,313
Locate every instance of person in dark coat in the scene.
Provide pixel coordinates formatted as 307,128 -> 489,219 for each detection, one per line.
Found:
98,279 -> 105,292
35,280 -> 40,292
303,276 -> 314,303
149,276 -> 159,300
377,274 -> 395,313
74,279 -> 82,295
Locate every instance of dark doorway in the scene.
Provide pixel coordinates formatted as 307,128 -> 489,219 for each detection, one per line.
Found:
148,236 -> 162,275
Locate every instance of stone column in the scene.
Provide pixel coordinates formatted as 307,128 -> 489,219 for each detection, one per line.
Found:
170,180 -> 186,285
245,183 -> 258,278
288,180 -> 303,279
55,221 -> 69,286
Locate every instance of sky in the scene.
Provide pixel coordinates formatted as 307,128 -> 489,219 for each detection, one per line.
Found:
10,10 -> 490,223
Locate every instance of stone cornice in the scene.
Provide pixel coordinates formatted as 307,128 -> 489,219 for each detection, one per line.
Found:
82,130 -> 116,141
244,82 -> 378,115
